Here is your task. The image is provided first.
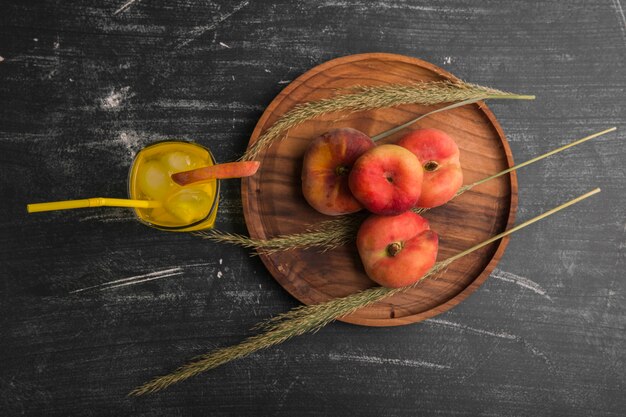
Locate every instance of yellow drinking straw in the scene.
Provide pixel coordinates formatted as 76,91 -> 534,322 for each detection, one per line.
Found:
27,197 -> 161,213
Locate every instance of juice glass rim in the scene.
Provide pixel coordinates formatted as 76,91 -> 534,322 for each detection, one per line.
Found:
128,140 -> 220,231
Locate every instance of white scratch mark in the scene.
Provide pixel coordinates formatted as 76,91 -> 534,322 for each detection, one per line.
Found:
327,353 -> 450,370
277,80 -> 291,84
275,379 -> 298,412
153,99 -> 264,111
443,56 -> 452,64
100,86 -> 133,110
426,318 -> 517,340
427,318 -> 556,371
316,1 -> 487,14
217,271 -> 223,278
491,268 -> 553,302
33,38 -> 39,42
182,262 -> 215,269
71,268 -> 184,293
223,290 -> 259,303
176,1 -> 249,49
264,68 -> 271,73
0,56 -> 4,63
78,209 -> 135,223
611,0 -> 626,45
4,54 -> 58,68
113,0 -> 141,16
95,272 -> 184,291
219,258 -> 223,265
219,42 -> 231,48
521,340 -> 555,371
558,250 -> 577,276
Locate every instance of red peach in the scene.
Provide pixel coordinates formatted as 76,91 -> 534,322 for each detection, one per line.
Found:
348,144 -> 423,215
396,128 -> 463,208
301,128 -> 375,215
356,211 -> 439,288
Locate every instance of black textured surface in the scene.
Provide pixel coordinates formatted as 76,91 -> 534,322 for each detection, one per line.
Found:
1,1 -> 625,415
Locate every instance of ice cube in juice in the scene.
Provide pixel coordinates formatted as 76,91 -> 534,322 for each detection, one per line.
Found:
129,142 -> 219,231
161,151 -> 203,174
137,160 -> 173,200
164,188 -> 212,224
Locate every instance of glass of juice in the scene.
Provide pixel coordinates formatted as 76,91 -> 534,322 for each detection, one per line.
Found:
128,141 -> 220,232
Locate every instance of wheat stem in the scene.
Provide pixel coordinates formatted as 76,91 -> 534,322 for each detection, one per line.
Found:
241,81 -> 533,161
130,188 -> 600,396
459,126 -> 616,191
371,98 -> 481,141
196,214 -> 364,254
371,95 -> 535,142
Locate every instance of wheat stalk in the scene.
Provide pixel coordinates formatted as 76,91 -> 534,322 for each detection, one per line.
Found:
129,264 -> 446,396
207,128 -> 616,253
196,214 -> 364,254
241,81 -> 534,161
130,187 -> 600,396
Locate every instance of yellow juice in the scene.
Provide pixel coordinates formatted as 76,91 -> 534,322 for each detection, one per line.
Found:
128,141 -> 219,232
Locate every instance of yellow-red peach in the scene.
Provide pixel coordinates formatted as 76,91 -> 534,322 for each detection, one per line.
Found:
348,144 -> 423,215
301,128 -> 375,215
356,211 -> 439,288
396,128 -> 462,208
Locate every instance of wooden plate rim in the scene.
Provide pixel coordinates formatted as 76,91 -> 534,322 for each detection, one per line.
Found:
241,52 -> 518,327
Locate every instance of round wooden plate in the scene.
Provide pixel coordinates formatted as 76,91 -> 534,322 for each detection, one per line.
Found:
241,53 -> 517,326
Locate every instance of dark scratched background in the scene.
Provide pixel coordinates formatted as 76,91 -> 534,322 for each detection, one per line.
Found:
1,0 -> 625,415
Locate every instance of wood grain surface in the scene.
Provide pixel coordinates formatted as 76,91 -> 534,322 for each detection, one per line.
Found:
1,1 -> 625,416
242,53 -> 517,326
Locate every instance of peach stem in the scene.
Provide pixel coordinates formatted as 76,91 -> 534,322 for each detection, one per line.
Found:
423,161 -> 439,172
386,242 -> 403,257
